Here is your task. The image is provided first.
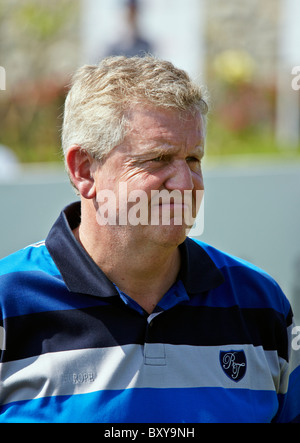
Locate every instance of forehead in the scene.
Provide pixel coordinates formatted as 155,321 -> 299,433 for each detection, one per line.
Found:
124,105 -> 205,147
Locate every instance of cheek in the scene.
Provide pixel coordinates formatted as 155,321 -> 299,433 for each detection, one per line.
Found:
119,167 -> 164,192
95,173 -> 116,192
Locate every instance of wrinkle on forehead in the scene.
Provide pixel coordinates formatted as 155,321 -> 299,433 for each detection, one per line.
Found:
125,105 -> 204,142
124,104 -> 204,132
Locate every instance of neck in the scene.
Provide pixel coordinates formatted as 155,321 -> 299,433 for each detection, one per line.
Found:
109,242 -> 181,313
73,203 -> 181,313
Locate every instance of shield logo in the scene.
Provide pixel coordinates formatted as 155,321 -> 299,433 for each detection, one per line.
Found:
220,350 -> 247,382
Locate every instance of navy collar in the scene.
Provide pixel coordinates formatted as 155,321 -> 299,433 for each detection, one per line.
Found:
46,202 -> 224,298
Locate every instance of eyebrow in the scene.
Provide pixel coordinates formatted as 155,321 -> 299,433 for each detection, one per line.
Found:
131,141 -> 205,160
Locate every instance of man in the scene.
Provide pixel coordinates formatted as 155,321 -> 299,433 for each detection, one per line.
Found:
0,56 -> 299,423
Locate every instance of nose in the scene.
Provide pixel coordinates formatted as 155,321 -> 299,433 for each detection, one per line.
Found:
164,160 -> 199,192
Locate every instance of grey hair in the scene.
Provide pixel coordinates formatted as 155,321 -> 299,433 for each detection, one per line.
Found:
62,55 -> 208,167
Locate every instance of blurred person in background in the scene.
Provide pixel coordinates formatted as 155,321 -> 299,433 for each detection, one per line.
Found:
0,55 -> 299,423
105,0 -> 153,57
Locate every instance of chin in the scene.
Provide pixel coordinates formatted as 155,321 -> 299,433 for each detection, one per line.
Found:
149,224 -> 188,248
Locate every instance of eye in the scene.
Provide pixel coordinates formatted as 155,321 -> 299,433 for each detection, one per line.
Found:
186,156 -> 202,172
186,156 -> 201,164
150,155 -> 170,163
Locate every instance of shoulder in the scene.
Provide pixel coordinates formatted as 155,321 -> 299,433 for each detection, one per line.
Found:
188,238 -> 291,317
189,238 -> 268,272
0,242 -> 64,319
0,241 -> 59,277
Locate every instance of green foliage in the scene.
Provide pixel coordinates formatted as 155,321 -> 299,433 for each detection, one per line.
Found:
0,3 -> 298,164
206,116 -> 300,158
14,2 -> 68,40
0,0 -> 78,163
0,82 -> 66,163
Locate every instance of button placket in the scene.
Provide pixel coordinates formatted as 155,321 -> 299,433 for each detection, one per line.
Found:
144,313 -> 166,366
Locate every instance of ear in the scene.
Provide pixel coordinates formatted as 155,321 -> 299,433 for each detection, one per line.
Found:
66,146 -> 96,199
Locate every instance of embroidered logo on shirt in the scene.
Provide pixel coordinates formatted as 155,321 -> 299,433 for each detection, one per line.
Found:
62,372 -> 95,384
220,350 -> 246,382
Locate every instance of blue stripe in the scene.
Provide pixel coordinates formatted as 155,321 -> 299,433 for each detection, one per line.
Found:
0,244 -> 58,276
0,262 -> 291,322
192,239 -> 291,315
191,239 -> 268,274
0,387 -> 278,423
0,270 -> 111,320
0,240 -> 291,318
275,365 -> 300,423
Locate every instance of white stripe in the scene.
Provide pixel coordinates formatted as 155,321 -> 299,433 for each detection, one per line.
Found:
23,241 -> 46,249
0,344 -> 283,406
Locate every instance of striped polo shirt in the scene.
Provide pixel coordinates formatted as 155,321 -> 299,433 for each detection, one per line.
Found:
0,202 -> 299,423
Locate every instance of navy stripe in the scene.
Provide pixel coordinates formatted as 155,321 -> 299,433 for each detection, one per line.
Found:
2,303 -> 288,363
290,414 -> 300,423
2,302 -> 147,362
148,305 -> 289,360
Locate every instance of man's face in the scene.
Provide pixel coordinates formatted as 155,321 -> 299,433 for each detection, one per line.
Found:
93,105 -> 205,247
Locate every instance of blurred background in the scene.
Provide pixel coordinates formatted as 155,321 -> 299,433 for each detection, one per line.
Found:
0,0 -> 299,320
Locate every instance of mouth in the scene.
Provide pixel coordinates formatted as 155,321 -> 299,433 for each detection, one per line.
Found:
157,202 -> 189,208
150,201 -> 196,227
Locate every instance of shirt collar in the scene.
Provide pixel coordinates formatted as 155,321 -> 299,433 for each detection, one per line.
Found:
178,236 -> 225,294
46,201 -> 118,298
46,202 -> 224,298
